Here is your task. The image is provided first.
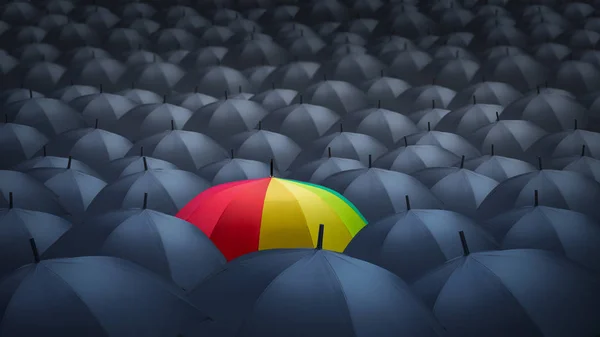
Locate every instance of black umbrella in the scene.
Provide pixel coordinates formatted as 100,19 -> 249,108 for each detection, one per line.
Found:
0,170 -> 66,215
114,101 -> 193,141
188,246 -> 446,337
463,151 -> 537,182
321,168 -> 443,222
412,246 -> 600,337
447,81 -> 522,109
222,38 -> 290,69
0,88 -> 44,105
117,88 -> 163,104
405,130 -> 481,159
476,54 -> 548,92
260,61 -> 323,91
225,129 -> 302,172
343,107 -> 419,147
394,85 -> 457,114
551,60 -> 600,95
250,88 -> 297,111
123,50 -> 163,67
14,154 -> 102,179
0,200 -> 71,279
526,128 -> 600,161
175,65 -> 253,97
14,43 -> 60,64
59,58 -> 126,92
57,46 -> 112,65
43,207 -> 226,290
70,93 -> 137,130
384,50 -> 433,84
374,144 -> 460,174
38,127 -> 133,170
86,167 -> 211,216
286,155 -> 366,184
152,28 -> 199,51
4,61 -> 65,93
418,58 -> 481,91
0,255 -> 210,337
4,97 -> 85,136
551,154 -> 600,182
0,123 -> 48,170
44,22 -> 101,49
121,62 -> 185,94
198,156 -> 276,185
345,207 -> 497,282
435,104 -> 504,137
183,98 -> 268,142
178,46 -> 228,69
409,107 -> 451,130
360,76 -> 411,110
531,42 -> 572,67
292,80 -> 369,115
166,91 -> 217,111
323,53 -> 386,84
50,84 -> 100,102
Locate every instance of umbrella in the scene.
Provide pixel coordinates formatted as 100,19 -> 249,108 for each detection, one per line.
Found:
183,99 -> 269,142
25,161 -> 107,223
114,101 -> 193,141
463,150 -> 537,182
250,88 -> 297,111
57,46 -> 112,65
409,108 -> 451,130
551,154 -> 600,182
435,104 -> 504,136
412,163 -> 499,218
199,25 -> 235,45
323,53 -> 386,84
343,108 -> 419,147
187,245 -> 446,337
43,206 -> 226,290
405,130 -> 481,159
221,38 -> 290,69
291,80 -> 370,115
126,130 -> 228,172
175,65 -> 253,98
38,127 -> 133,170
166,91 -> 218,111
116,88 -> 163,104
14,154 -> 101,179
447,81 -> 522,109
0,122 -> 48,170
0,170 -> 66,215
87,167 -> 211,216
468,120 -> 548,160
152,28 -> 199,51
14,43 -> 60,64
551,60 -> 600,95
178,46 -> 228,68
4,61 -> 65,93
243,65 -> 277,89
321,167 -> 444,222
477,169 -> 600,221
4,97 -> 85,137
418,58 -> 481,91
531,43 -> 572,67
121,62 -> 185,94
100,154 -> 179,182
291,131 -> 388,168
394,85 -> 457,114
345,206 -> 497,282
284,35 -> 326,60
123,50 -> 163,67
0,202 -> 71,279
526,128 -> 600,161
128,17 -> 161,36
50,84 -> 100,102
0,88 -> 43,105
261,61 -> 323,91
0,255 -> 210,337
58,58 -> 126,91
198,155 -> 277,185
483,194 -> 600,272
69,93 -> 137,130
374,144 -> 461,174
385,50 -> 433,84
0,2 -> 40,24
360,76 -> 412,110
411,248 -> 600,337
286,156 -> 366,185
477,54 -> 548,92
226,129 -> 302,172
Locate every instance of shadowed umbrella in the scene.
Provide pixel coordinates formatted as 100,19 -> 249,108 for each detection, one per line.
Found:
0,170 -> 66,216
418,58 -> 481,91
0,200 -> 71,279
526,129 -> 600,161
0,88 -> 43,105
345,206 -> 497,282
260,61 -> 323,91
175,66 -> 253,97
321,167 -> 444,222
0,255 -> 211,337
286,155 -> 366,184
291,80 -> 369,115
250,88 -> 297,111
394,85 -> 457,114
476,54 -> 547,92
551,151 -> 600,182
50,84 -> 99,102
243,65 -> 277,89
4,97 -> 85,137
100,153 -> 179,182
411,247 -> 600,337
178,46 -> 228,69
323,53 -> 386,84
69,93 -> 137,130
198,156 -> 276,185
43,206 -> 226,290
463,148 -> 537,182
187,242 -> 446,337
166,92 -> 218,111
225,129 -> 302,172
14,154 -> 101,178
221,38 -> 290,69
343,108 -> 419,147
4,61 -> 65,94
374,144 -> 460,174
0,123 -> 48,170
126,130 -> 228,172
409,108 -> 451,130
385,50 -> 433,85
435,104 -> 504,137
121,62 -> 185,94
405,130 -> 481,159
360,76 -> 411,110
114,101 -> 194,141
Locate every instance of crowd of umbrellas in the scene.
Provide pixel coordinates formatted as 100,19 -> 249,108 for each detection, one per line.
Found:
2,0 -> 600,336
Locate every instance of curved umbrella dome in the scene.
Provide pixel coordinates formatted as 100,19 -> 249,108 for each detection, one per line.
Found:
177,177 -> 367,261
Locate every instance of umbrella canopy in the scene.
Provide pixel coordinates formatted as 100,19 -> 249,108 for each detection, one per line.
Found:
0,255 -> 210,337
477,169 -> 600,221
463,153 -> 537,182
225,129 -> 302,172
321,168 -> 444,222
343,108 -> 419,147
14,154 -> 101,177
175,65 -> 253,97
69,93 -> 137,130
58,58 -> 126,92
551,155 -> 600,182
394,85 -> 457,114
409,108 -> 451,130
0,206 -> 71,279
484,202 -> 600,272
250,88 -> 297,111
177,177 -> 367,261
435,104 -> 504,136
43,208 -> 226,290
286,157 -> 366,185
526,129 -> 600,161
187,247 -> 446,337
114,102 -> 193,141
50,84 -> 100,102
166,91 -> 218,111
405,130 -> 481,159
291,80 -> 370,115
117,88 -> 163,105
100,155 -> 179,182
261,61 -> 323,91
0,170 -> 66,216
477,54 -> 547,92
360,76 -> 412,110
412,166 -> 499,218
198,157 -> 276,185
126,130 -> 228,172
0,123 -> 48,170
87,168 -> 211,216
4,97 -> 86,136
374,144 -> 460,174
345,208 -> 498,282
0,88 -> 44,105
411,248 -> 600,337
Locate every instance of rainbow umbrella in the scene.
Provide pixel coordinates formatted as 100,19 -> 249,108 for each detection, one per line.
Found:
176,177 -> 367,261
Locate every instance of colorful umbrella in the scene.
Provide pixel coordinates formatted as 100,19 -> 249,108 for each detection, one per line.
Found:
176,177 -> 367,261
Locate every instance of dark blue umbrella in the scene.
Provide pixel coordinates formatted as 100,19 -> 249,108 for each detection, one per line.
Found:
198,156 -> 277,185
405,130 -> 481,159
463,152 -> 537,182
394,85 -> 457,114
50,84 -> 100,102
360,76 -> 412,111
86,167 -> 211,216
411,164 -> 499,218
343,107 -> 419,147
0,255 -> 211,337
374,144 -> 460,174
14,153 -> 101,178
166,91 -> 218,111
291,80 -> 370,115
4,97 -> 86,136
127,130 -> 228,172
411,247 -> 600,337
409,108 -> 451,131
551,154 -> 600,182
321,168 -> 444,222
435,104 -> 504,137
114,101 -> 194,141
0,122 -> 48,170
43,206 -> 226,290
37,127 -> 133,171
0,201 -> 71,279
69,92 -> 137,130
250,88 -> 297,111
0,88 -> 43,105
0,170 -> 66,216
175,65 -> 253,97
58,58 -> 126,92
526,129 -> 600,161
261,61 -> 323,91
226,129 -> 302,172
483,195 -> 600,272
345,205 -> 497,282
188,241 -> 446,337
286,156 -> 366,185
477,169 -> 600,221
117,88 -> 163,105
100,153 -> 179,182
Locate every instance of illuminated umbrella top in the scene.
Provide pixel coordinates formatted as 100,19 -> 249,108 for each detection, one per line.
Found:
177,176 -> 367,261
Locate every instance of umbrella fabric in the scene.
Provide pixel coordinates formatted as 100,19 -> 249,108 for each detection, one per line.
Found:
0,256 -> 211,337
0,208 -> 71,279
345,209 -> 498,282
198,158 -> 275,185
0,170 -> 66,216
114,102 -> 194,141
291,80 -> 370,115
405,130 -> 481,159
4,97 -> 86,136
187,249 -> 446,337
177,177 -> 367,261
411,249 -> 600,337
50,84 -> 99,102
526,129 -> 600,161
69,93 -> 137,130
343,108 -> 419,147
43,209 -> 226,290
374,145 -> 460,174
100,156 -> 179,182
0,123 -> 48,170
226,130 -> 302,172
261,61 -> 323,91
14,155 -> 101,178
435,104 -> 504,136
463,155 -> 537,182
468,120 -> 548,161
286,157 -> 366,185
409,108 -> 451,130
394,85 -> 457,114
552,156 -> 600,182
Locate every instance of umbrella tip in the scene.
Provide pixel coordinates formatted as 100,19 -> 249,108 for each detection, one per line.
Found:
490,144 -> 494,156
328,147 -> 331,158
405,195 -> 411,210
171,120 -> 174,130
537,156 -> 542,170
94,119 -> 98,129
460,155 -> 465,168
377,100 -> 381,109
459,231 -> 470,256
270,159 -> 274,177
427,122 -> 431,131
8,192 -> 13,209
143,192 -> 148,209
140,146 -> 144,157
495,111 -> 499,121
316,224 -> 324,250
143,156 -> 148,171
43,145 -> 47,157
368,154 -> 372,168
534,189 -> 538,207
67,156 -> 72,169
29,238 -> 40,263
574,119 -> 578,130
403,136 -> 408,147
582,144 -> 586,157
